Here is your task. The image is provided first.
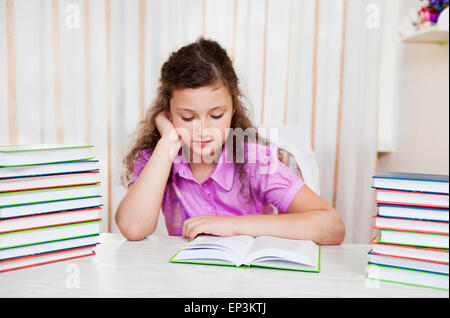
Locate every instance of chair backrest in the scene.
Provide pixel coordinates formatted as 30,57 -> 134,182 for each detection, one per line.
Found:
257,124 -> 321,195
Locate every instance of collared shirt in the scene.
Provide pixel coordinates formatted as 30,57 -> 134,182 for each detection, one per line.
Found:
129,142 -> 304,236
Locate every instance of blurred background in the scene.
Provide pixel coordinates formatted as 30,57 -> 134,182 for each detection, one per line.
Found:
0,0 -> 448,243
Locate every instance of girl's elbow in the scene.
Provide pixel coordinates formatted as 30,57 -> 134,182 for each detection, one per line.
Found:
115,209 -> 155,241
123,232 -> 148,242
333,220 -> 346,244
119,224 -> 155,241
324,207 -> 345,245
331,210 -> 346,244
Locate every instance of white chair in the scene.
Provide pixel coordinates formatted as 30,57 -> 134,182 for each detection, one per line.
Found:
257,124 -> 321,195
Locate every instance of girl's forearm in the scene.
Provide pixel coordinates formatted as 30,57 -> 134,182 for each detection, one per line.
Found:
233,209 -> 345,245
115,138 -> 180,240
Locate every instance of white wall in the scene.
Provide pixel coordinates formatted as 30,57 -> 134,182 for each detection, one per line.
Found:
377,0 -> 449,175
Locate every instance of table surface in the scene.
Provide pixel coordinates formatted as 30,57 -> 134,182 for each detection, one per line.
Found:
0,233 -> 448,298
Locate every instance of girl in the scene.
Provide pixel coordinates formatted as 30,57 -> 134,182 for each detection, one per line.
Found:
116,37 -> 345,244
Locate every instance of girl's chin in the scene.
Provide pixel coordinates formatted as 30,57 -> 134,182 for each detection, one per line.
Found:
189,143 -> 223,162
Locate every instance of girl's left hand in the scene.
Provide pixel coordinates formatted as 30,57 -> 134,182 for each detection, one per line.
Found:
182,215 -> 238,240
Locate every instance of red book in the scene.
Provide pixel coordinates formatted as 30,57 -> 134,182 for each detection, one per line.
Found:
375,188 -> 449,209
371,236 -> 449,264
0,207 -> 102,234
373,214 -> 449,235
0,171 -> 100,193
0,245 -> 96,273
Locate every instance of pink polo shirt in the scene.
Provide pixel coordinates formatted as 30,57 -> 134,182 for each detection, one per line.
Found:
129,142 -> 304,236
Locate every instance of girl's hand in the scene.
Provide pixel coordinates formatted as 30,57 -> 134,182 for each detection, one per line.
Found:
155,110 -> 180,141
155,111 -> 182,159
182,215 -> 238,241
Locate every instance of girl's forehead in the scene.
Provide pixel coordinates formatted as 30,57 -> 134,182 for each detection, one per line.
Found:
171,85 -> 232,112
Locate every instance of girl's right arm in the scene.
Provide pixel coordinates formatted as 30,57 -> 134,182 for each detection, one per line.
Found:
115,112 -> 181,240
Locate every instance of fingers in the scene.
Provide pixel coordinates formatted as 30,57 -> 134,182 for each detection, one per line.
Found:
182,216 -> 201,239
182,216 -> 206,240
188,224 -> 205,241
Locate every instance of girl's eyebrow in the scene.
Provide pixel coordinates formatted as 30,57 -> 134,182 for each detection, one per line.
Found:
177,105 -> 227,112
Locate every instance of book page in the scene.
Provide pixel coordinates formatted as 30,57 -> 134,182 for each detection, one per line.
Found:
170,247 -> 239,265
173,235 -> 254,265
243,236 -> 317,266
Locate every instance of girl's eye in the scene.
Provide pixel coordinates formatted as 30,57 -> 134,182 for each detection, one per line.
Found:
181,114 -> 223,121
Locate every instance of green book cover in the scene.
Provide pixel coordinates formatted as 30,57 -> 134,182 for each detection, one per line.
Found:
0,144 -> 95,167
0,184 -> 101,208
0,220 -> 102,250
379,228 -> 449,250
0,144 -> 93,153
366,263 -> 449,291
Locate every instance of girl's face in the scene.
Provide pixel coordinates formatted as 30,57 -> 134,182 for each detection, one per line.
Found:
169,83 -> 234,163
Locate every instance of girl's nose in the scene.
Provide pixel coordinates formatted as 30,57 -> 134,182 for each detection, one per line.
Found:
193,117 -> 210,137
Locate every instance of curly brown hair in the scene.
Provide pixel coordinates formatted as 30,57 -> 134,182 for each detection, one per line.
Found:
122,37 -> 290,204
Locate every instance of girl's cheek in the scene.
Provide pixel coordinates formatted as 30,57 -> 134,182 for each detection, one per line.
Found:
222,116 -> 233,140
172,120 -> 193,145
181,127 -> 193,146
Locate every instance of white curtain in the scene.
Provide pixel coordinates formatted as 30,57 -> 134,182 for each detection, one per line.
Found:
0,0 -> 385,243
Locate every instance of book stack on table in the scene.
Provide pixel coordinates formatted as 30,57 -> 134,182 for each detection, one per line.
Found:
366,172 -> 449,291
0,145 -> 103,272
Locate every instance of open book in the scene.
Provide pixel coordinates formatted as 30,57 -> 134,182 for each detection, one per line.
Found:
169,235 -> 321,272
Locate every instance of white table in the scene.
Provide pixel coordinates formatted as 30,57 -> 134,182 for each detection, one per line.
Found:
0,233 -> 448,298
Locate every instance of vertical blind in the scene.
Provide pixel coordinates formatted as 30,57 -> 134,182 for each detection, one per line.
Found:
0,0 -> 384,243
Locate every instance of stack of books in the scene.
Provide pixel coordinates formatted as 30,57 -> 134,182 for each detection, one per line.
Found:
0,145 -> 102,272
366,172 -> 449,291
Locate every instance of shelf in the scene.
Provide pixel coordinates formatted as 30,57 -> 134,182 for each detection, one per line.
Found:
401,25 -> 449,44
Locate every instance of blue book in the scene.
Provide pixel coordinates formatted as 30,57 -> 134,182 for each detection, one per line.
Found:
377,204 -> 449,222
368,251 -> 449,275
373,172 -> 449,194
0,234 -> 100,261
0,160 -> 99,179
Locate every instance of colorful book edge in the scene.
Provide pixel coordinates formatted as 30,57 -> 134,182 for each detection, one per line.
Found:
366,264 -> 449,292
0,145 -> 94,153
372,172 -> 449,183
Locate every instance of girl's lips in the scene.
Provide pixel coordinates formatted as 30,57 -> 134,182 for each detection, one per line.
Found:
194,140 -> 213,147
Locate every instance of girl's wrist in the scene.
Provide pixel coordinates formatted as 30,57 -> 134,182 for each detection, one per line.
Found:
231,214 -> 276,237
157,136 -> 182,161
231,215 -> 247,236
